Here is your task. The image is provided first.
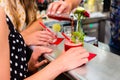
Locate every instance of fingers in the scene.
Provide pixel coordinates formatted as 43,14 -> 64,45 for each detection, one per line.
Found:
47,3 -> 53,14
37,35 -> 53,43
55,47 -> 89,72
79,58 -> 88,65
65,47 -> 89,61
31,46 -> 53,60
28,59 -> 49,72
72,47 -> 89,61
47,1 -> 69,15
36,36 -> 55,45
77,48 -> 89,59
34,41 -> 49,46
30,31 -> 55,46
51,2 -> 64,14
47,2 -> 61,14
37,31 -> 54,38
33,46 -> 53,54
80,52 -> 89,59
37,32 -> 54,42
35,59 -> 49,68
56,3 -> 69,14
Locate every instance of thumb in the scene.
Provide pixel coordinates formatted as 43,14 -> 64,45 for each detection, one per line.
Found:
38,46 -> 53,54
36,59 -> 49,68
33,46 -> 53,54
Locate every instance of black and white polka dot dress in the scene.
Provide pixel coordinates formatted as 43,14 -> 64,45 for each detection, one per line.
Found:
6,16 -> 31,80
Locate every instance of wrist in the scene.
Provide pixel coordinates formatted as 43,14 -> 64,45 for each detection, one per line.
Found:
20,32 -> 31,46
43,60 -> 66,79
22,35 -> 31,46
52,60 -> 66,73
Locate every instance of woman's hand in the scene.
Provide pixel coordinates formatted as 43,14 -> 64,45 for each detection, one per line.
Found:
23,30 -> 55,46
28,46 -> 53,73
47,1 -> 72,15
25,47 -> 89,80
53,47 -> 89,72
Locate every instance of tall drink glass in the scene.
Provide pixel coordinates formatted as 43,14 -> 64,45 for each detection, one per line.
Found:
64,39 -> 83,51
64,39 -> 97,61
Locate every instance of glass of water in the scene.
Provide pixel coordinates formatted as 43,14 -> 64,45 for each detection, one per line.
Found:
63,25 -> 72,38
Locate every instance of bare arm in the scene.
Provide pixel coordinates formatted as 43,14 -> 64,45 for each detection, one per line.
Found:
26,59 -> 64,80
20,18 -> 47,46
20,18 -> 43,36
0,7 -> 10,80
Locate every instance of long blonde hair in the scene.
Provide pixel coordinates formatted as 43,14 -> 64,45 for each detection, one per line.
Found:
7,0 -> 38,32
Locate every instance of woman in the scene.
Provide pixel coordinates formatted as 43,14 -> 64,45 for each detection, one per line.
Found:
0,7 -> 89,80
0,0 -> 82,71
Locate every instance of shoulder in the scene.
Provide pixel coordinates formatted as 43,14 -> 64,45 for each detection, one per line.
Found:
0,7 -> 9,38
0,7 -> 7,25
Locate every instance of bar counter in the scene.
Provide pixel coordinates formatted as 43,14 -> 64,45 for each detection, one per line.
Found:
43,39 -> 120,80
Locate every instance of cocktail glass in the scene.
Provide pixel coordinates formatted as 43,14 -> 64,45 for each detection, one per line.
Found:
63,39 -> 96,61
64,39 -> 83,51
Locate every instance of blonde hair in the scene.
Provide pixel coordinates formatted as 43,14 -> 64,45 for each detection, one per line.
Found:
7,0 -> 38,32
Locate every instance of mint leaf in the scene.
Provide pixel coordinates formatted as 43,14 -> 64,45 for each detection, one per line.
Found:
71,31 -> 85,44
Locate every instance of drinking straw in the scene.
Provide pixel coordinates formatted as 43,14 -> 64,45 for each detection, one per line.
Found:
39,22 -> 57,38
47,14 -> 72,21
39,22 -> 52,33
61,32 -> 73,43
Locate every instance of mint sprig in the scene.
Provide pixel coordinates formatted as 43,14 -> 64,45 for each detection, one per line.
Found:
71,7 -> 89,44
71,31 -> 85,44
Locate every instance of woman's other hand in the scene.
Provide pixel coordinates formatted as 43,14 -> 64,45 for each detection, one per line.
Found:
28,46 -> 53,73
23,30 -> 55,46
25,47 -> 88,80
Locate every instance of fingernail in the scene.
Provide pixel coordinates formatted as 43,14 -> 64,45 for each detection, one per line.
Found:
48,48 -> 52,52
49,39 -> 53,42
47,12 -> 50,15
57,11 -> 61,14
51,12 -> 54,14
44,60 -> 48,63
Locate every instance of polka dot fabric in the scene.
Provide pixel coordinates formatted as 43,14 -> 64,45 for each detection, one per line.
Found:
6,16 -> 29,80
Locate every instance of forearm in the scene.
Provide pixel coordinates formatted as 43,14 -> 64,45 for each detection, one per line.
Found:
21,18 -> 43,36
65,0 -> 82,10
25,60 -> 65,80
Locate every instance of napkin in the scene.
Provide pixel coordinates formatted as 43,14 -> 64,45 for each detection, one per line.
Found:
88,53 -> 97,61
51,38 -> 64,45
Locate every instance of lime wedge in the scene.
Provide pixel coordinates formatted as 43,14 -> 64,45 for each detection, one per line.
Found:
52,23 -> 61,32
